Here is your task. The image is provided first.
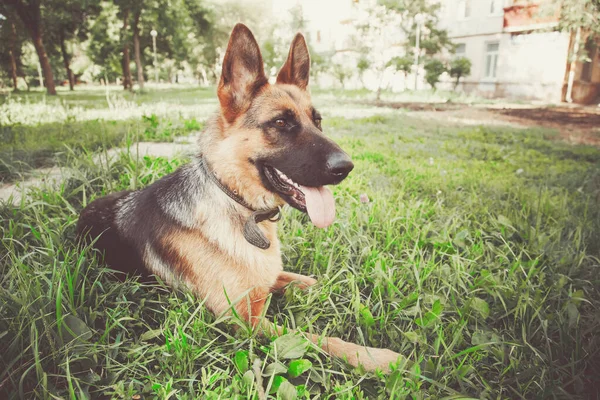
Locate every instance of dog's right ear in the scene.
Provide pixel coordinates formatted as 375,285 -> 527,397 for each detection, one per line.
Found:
276,33 -> 310,90
218,24 -> 268,123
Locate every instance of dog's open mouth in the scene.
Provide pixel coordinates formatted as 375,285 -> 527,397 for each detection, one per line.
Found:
263,166 -> 336,228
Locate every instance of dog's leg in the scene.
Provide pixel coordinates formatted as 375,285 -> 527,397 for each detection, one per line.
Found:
233,287 -> 271,328
302,332 -> 402,373
224,286 -> 401,372
230,294 -> 401,372
271,271 -> 317,293
256,319 -> 402,373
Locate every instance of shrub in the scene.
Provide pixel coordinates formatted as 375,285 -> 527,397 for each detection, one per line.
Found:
424,59 -> 446,90
449,57 -> 472,89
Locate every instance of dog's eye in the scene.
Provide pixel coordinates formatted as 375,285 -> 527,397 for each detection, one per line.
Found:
275,119 -> 287,128
314,118 -> 322,128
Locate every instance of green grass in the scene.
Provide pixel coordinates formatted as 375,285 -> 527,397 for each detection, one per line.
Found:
0,84 -> 216,109
0,86 -> 211,183
1,88 -> 600,399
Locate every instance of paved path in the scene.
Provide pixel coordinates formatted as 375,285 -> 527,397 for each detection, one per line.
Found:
0,136 -> 196,206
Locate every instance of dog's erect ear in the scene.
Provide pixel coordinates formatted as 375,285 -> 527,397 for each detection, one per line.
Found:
276,33 -> 310,90
218,24 -> 268,123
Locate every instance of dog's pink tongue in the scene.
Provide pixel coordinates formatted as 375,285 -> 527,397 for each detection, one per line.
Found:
299,185 -> 336,228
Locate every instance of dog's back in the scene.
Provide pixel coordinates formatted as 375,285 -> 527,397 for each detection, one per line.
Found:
77,190 -> 145,275
77,160 -> 208,278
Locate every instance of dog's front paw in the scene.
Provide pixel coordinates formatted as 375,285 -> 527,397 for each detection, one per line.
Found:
355,347 -> 403,373
272,272 -> 318,293
294,276 -> 317,290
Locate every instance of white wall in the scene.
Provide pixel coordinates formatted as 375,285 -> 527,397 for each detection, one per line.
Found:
496,31 -> 570,101
444,31 -> 570,101
437,0 -> 570,101
438,0 -> 506,37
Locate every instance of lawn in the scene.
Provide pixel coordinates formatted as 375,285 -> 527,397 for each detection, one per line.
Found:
1,87 -> 599,399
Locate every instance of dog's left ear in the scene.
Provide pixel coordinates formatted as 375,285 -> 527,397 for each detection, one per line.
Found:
218,23 -> 268,123
276,33 -> 310,90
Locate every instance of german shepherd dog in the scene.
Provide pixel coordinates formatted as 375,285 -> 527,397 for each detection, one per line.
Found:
77,24 -> 400,372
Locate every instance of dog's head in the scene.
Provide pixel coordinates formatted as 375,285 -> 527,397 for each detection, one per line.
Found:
212,24 -> 353,228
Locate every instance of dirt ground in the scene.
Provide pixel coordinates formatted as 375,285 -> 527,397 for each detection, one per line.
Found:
368,100 -> 600,147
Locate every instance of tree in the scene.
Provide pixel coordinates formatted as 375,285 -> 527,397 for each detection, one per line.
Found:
4,0 -> 57,95
556,0 -> 600,76
310,49 -> 331,85
131,2 -> 144,90
87,2 -> 123,83
357,56 -> 371,87
157,0 -> 213,83
119,7 -> 132,90
352,2 -> 403,99
558,0 -> 600,38
387,55 -> 413,87
424,59 -> 446,90
332,62 -> 352,89
449,57 -> 471,89
379,0 -> 453,89
0,8 -> 27,91
45,0 -> 101,90
379,0 -> 453,53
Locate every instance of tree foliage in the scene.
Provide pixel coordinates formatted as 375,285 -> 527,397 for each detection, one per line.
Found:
45,0 -> 101,89
449,57 -> 471,89
379,0 -> 453,55
558,0 -> 600,38
332,62 -> 353,88
387,55 -> 413,76
0,0 -> 219,91
424,58 -> 446,90
87,2 -> 123,82
0,0 -> 455,93
3,0 -> 58,94
343,0 -> 453,94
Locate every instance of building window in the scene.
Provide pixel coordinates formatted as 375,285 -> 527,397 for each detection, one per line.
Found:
489,0 -> 502,15
458,0 -> 471,19
455,43 -> 466,57
485,42 -> 499,79
581,39 -> 597,82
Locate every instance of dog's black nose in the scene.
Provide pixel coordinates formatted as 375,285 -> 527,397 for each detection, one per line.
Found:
326,152 -> 354,180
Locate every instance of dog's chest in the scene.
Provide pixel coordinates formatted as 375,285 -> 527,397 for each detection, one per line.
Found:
168,204 -> 283,290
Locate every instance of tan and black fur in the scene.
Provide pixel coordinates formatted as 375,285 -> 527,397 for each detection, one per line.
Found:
77,24 -> 401,372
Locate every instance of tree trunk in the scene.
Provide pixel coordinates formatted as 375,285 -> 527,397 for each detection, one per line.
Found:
32,33 -> 56,95
8,0 -> 57,95
60,33 -> 75,90
132,9 -> 144,90
121,9 -> 133,91
375,70 -> 385,101
8,50 -> 19,91
8,22 -> 19,91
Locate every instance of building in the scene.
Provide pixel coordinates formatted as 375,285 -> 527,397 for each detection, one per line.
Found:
438,0 -> 600,104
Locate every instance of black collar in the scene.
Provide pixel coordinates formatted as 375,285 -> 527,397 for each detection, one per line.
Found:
199,156 -> 280,250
